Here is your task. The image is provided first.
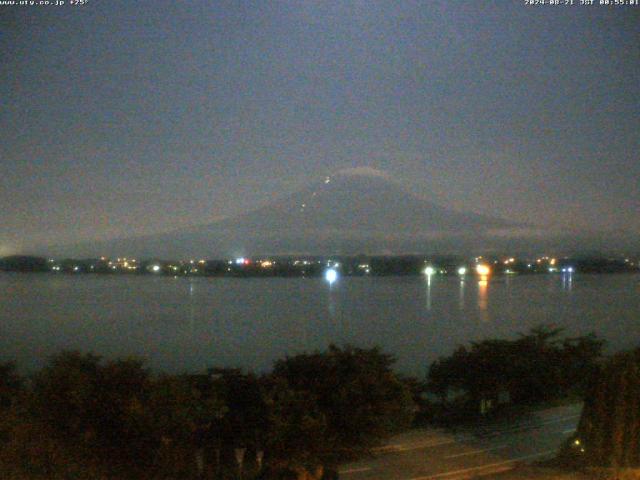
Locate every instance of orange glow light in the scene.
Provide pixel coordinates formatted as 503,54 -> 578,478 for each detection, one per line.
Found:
476,264 -> 491,276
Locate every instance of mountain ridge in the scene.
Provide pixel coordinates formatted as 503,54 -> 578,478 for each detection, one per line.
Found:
33,170 -> 637,258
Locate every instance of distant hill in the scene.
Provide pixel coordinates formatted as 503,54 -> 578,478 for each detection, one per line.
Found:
0,255 -> 49,272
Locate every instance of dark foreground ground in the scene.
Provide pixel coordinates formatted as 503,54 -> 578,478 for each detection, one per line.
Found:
484,466 -> 640,480
339,403 -> 582,480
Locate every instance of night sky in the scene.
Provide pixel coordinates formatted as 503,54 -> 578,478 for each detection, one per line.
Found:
1,1 -> 638,255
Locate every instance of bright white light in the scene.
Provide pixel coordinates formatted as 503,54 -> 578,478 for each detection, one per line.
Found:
457,267 -> 467,276
151,265 -> 161,273
73,266 -> 79,272
235,257 -> 245,265
567,267 -> 574,273
325,268 -> 338,284
424,266 -> 435,276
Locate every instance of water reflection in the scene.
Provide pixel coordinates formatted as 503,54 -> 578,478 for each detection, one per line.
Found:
188,280 -> 196,332
478,277 -> 489,322
458,278 -> 465,311
425,274 -> 432,311
327,283 -> 337,321
562,272 -> 573,291
2,273 -> 640,376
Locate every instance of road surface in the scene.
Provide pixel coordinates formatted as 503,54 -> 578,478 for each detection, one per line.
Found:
339,403 -> 581,480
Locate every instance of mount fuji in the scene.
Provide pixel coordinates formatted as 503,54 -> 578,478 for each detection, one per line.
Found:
46,168 -> 529,258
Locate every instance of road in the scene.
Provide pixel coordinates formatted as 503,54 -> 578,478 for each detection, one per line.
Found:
339,403 -> 581,480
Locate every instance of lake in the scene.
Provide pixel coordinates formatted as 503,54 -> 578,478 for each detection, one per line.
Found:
1,272 -> 639,377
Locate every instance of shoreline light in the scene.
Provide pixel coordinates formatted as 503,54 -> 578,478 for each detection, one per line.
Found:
457,267 -> 467,276
424,266 -> 435,276
476,264 -> 491,276
325,268 -> 338,285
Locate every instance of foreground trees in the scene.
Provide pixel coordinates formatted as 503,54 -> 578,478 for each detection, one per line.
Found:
570,348 -> 640,467
427,326 -> 604,419
0,346 -> 415,479
0,328 -> 614,478
269,346 -> 415,464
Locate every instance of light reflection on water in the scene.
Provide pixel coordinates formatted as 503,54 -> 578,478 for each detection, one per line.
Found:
327,285 -> 337,331
188,280 -> 196,332
477,278 -> 489,322
562,272 -> 573,291
1,273 -> 639,377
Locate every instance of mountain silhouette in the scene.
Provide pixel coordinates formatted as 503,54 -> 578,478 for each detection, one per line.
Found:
44,169 -> 524,257
212,168 -> 510,236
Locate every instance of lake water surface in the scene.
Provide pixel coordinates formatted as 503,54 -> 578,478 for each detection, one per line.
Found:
1,273 -> 639,376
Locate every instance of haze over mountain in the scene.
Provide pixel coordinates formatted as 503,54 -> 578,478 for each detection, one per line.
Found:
39,168 -> 636,258
4,2 -> 639,259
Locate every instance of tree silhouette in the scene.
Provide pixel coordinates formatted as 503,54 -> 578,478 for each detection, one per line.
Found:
573,348 -> 640,467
